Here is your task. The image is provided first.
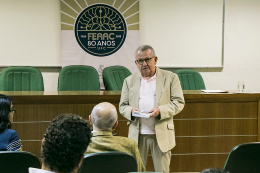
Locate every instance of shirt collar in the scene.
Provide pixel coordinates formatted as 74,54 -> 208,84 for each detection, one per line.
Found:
92,131 -> 113,137
29,168 -> 54,173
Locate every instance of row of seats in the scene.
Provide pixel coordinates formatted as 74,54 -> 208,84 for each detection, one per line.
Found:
0,66 -> 206,91
0,151 -> 139,173
0,65 -> 132,91
2,142 -> 260,173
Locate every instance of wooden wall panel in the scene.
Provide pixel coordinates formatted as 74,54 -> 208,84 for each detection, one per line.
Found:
22,141 -> 42,159
176,102 -> 257,119
173,136 -> 257,154
175,119 -> 257,136
115,120 -> 128,137
14,104 -> 95,121
14,104 -> 124,121
12,123 -> 49,140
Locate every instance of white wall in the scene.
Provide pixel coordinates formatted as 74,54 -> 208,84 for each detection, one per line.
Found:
200,0 -> 260,91
0,0 -> 260,92
0,0 -> 61,66
140,0 -> 223,67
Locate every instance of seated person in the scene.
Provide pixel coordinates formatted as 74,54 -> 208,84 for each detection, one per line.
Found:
29,114 -> 91,173
86,102 -> 146,172
0,94 -> 22,151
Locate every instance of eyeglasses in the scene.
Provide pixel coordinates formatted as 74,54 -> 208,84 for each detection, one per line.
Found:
10,108 -> 16,113
135,57 -> 155,65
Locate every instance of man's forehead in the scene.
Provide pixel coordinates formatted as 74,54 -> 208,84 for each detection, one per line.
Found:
136,49 -> 153,58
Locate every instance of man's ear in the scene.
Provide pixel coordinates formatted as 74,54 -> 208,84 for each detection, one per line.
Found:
154,56 -> 158,63
89,115 -> 93,125
112,121 -> 118,131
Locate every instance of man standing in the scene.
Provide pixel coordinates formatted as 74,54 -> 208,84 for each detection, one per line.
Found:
119,45 -> 185,173
86,102 -> 146,172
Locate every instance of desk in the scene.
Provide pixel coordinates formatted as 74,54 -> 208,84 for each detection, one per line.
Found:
2,91 -> 260,172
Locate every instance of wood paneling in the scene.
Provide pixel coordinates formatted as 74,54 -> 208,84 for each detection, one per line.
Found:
174,136 -> 257,154
22,141 -> 42,159
14,104 -> 95,121
258,101 -> 260,142
175,119 -> 257,136
2,91 -> 260,172
12,123 -> 49,140
115,120 -> 128,137
175,102 -> 257,119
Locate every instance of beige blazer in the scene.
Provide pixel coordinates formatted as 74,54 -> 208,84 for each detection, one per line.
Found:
119,67 -> 185,153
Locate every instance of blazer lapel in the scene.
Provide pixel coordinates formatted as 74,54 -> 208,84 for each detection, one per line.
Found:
132,74 -> 141,108
155,68 -> 166,106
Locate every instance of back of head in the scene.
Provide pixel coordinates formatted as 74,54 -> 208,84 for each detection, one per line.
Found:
201,168 -> 230,173
91,102 -> 118,131
0,94 -> 12,131
41,114 -> 91,173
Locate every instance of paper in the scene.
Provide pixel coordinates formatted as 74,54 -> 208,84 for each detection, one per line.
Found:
201,90 -> 228,93
132,110 -> 151,118
235,92 -> 260,94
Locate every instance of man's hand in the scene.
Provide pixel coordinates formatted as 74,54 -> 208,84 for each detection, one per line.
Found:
149,108 -> 160,117
131,107 -> 141,113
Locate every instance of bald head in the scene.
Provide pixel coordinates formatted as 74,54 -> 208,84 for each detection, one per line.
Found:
91,102 -> 118,131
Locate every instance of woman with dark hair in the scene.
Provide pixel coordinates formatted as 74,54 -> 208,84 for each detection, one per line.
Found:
0,94 -> 22,151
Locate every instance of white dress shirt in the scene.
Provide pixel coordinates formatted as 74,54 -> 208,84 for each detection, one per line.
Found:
29,168 -> 54,173
139,72 -> 156,134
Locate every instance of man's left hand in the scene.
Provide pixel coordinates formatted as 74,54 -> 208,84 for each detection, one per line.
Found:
149,107 -> 160,117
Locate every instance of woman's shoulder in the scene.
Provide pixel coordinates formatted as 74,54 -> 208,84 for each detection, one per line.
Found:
0,129 -> 18,139
1,129 -> 17,135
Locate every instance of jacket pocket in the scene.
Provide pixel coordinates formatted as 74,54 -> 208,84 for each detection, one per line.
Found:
167,123 -> 174,130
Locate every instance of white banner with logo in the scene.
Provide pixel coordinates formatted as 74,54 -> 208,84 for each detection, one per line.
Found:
61,0 -> 139,88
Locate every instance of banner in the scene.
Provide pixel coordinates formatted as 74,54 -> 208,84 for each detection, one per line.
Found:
60,0 -> 139,88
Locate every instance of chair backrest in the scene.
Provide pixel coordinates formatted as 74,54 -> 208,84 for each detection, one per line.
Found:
58,65 -> 100,91
102,66 -> 132,91
0,66 -> 44,91
224,142 -> 260,173
79,151 -> 137,173
0,151 -> 41,173
174,69 -> 206,90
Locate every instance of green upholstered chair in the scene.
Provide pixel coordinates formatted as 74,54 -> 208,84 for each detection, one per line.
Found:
79,151 -> 137,173
58,65 -> 100,91
0,66 -> 44,91
174,69 -> 206,90
102,66 -> 131,91
224,142 -> 260,173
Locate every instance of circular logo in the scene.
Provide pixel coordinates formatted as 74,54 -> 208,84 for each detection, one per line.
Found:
74,4 -> 127,57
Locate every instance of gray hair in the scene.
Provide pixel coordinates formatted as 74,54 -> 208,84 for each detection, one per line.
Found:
135,45 -> 156,58
91,102 -> 118,131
